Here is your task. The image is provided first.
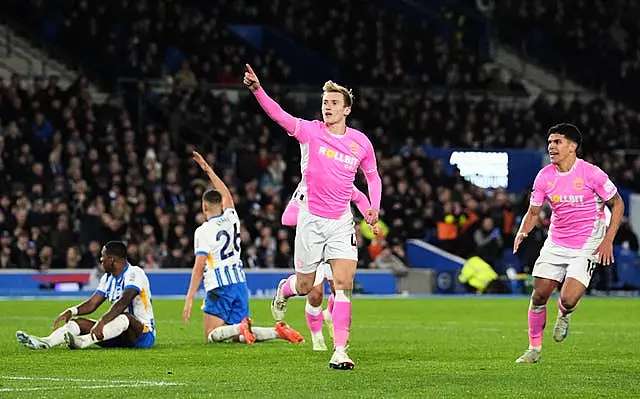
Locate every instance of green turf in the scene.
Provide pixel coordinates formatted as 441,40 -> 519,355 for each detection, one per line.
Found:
1,297 -> 639,398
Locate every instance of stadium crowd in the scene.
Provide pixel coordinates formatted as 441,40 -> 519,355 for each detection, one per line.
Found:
495,0 -> 640,108
0,0 -> 639,283
0,0 -> 518,91
1,72 -> 640,275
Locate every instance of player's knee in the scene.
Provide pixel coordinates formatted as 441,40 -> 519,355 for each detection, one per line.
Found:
307,288 -> 323,307
560,296 -> 579,309
296,280 -> 313,295
531,290 -> 550,306
332,276 -> 353,290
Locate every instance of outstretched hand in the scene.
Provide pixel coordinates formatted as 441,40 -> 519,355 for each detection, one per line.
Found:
193,151 -> 213,174
243,64 -> 260,91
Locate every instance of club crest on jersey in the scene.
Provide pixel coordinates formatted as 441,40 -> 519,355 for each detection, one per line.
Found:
318,146 -> 358,170
573,178 -> 584,190
348,142 -> 360,155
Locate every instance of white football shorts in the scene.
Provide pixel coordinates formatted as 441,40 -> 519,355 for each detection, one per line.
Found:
532,239 -> 600,288
294,208 -> 357,274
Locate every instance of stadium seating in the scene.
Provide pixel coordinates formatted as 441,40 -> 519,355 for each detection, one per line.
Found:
494,0 -> 640,108
0,0 -> 639,283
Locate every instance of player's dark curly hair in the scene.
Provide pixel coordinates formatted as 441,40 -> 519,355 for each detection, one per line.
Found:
548,123 -> 583,153
103,241 -> 127,260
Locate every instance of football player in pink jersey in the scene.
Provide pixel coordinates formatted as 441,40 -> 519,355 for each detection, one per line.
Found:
513,123 -> 624,363
282,177 -> 373,351
244,64 -> 382,370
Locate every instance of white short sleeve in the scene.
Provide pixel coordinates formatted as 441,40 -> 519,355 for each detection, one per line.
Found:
124,268 -> 144,293
194,225 -> 208,256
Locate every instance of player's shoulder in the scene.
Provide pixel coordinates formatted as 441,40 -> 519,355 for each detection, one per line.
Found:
347,127 -> 372,143
577,158 -> 605,174
127,264 -> 146,277
536,163 -> 556,180
301,119 -> 324,131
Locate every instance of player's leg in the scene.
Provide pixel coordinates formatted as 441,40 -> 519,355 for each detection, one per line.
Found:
206,284 -> 256,344
16,317 -> 94,350
515,256 -> 564,363
323,268 -> 336,337
66,313 -> 149,349
553,256 -> 596,343
324,216 -> 358,370
271,211 -> 322,320
307,268 -> 327,350
281,199 -> 300,227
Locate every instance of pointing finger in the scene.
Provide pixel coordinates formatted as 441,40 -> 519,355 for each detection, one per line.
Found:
245,63 -> 255,75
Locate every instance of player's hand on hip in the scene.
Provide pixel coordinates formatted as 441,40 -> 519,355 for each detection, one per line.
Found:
53,309 -> 72,330
365,208 -> 379,225
90,322 -> 105,341
513,232 -> 527,254
243,63 -> 260,91
183,299 -> 193,325
593,238 -> 615,266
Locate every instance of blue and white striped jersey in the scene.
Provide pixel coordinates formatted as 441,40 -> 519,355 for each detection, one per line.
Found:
95,264 -> 155,333
194,208 -> 247,291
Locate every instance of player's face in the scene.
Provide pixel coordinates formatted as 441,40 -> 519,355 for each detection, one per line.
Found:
322,92 -> 351,125
99,247 -> 115,274
547,133 -> 576,165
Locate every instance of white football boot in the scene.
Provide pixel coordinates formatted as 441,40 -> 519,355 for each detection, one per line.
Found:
515,348 -> 542,364
270,279 -> 289,321
16,330 -> 50,350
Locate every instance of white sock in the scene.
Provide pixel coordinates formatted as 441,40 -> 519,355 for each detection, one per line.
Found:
78,314 -> 130,349
288,275 -> 298,295
305,301 -> 322,316
311,331 -> 324,340
42,321 -> 81,347
253,327 -> 279,341
208,324 -> 240,342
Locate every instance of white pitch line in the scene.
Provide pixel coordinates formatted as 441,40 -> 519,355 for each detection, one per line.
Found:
0,384 -> 166,393
0,376 -> 183,386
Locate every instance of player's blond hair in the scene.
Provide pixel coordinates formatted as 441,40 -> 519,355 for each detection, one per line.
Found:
322,80 -> 354,108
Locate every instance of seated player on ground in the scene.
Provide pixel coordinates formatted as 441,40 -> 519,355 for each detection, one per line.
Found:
16,241 -> 156,350
182,151 -> 304,344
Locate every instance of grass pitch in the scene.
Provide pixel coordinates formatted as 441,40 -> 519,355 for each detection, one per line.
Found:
1,297 -> 639,398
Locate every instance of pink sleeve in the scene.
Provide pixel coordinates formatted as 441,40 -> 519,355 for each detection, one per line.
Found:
530,171 -> 546,207
360,140 -> 381,210
252,87 -> 308,143
587,165 -> 617,201
351,186 -> 371,216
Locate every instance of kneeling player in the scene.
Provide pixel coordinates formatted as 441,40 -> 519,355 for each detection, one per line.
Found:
183,151 -> 304,344
16,241 -> 156,350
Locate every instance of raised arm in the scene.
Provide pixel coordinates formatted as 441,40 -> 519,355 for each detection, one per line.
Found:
243,64 -> 300,137
193,151 -> 234,209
